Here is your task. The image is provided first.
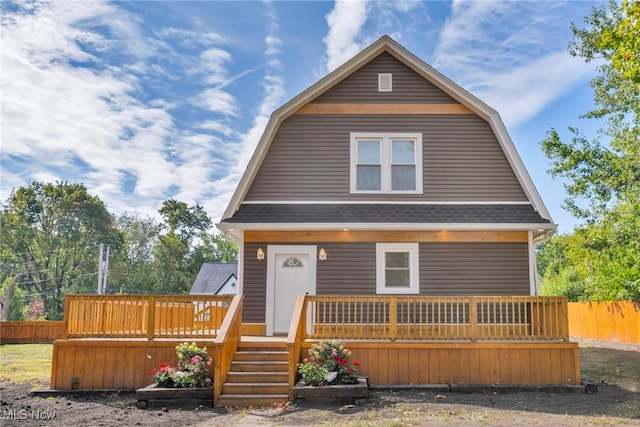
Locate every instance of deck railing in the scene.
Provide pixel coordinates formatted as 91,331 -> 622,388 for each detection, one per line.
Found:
213,294 -> 244,406
300,295 -> 569,341
64,294 -> 234,339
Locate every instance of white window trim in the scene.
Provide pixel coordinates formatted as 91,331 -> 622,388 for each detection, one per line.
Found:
376,243 -> 420,294
350,132 -> 423,194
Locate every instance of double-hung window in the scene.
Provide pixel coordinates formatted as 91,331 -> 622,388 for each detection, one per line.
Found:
376,243 -> 419,294
350,132 -> 422,193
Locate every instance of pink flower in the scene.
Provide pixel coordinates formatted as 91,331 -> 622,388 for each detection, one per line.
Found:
205,377 -> 211,383
206,360 -> 212,366
194,367 -> 200,373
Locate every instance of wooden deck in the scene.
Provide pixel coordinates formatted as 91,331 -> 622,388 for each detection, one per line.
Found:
50,294 -> 580,406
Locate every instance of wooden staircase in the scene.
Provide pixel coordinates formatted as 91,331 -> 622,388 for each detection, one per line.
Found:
216,340 -> 290,407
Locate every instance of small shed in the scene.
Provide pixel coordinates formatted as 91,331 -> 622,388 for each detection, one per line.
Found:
190,263 -> 238,295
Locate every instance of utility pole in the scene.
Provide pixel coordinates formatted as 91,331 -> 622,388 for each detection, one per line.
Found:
102,245 -> 110,294
97,244 -> 110,294
97,244 -> 104,294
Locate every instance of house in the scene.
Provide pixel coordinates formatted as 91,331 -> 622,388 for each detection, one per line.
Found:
216,35 -> 556,336
190,262 -> 238,295
49,36 -> 577,406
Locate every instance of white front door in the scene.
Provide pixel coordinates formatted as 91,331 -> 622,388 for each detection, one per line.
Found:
266,245 -> 316,335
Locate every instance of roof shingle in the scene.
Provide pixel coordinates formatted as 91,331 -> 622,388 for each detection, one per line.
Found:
222,204 -> 551,224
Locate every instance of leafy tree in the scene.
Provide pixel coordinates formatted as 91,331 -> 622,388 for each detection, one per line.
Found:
0,182 -> 122,318
111,213 -> 162,294
539,0 -> 640,301
159,199 -> 211,244
201,231 -> 238,264
154,200 -> 212,293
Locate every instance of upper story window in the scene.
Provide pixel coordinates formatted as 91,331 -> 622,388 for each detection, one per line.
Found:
350,132 -> 422,194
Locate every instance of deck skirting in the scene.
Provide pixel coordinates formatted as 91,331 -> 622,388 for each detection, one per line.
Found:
300,341 -> 580,386
50,339 -> 218,391
50,338 -> 579,391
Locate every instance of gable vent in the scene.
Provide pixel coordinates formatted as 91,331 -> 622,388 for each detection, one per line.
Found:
378,73 -> 392,92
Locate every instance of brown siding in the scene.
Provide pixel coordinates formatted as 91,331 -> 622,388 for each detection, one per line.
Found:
245,114 -> 527,201
313,52 -> 458,104
316,242 -> 376,294
420,242 -> 530,295
242,241 -> 530,322
243,242 -> 267,323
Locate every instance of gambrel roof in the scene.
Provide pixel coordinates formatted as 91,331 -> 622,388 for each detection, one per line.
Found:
218,36 -> 555,236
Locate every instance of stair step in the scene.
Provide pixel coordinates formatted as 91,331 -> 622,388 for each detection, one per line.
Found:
238,342 -> 287,352
222,382 -> 289,395
216,394 -> 289,408
234,351 -> 289,362
226,372 -> 288,383
231,361 -> 288,372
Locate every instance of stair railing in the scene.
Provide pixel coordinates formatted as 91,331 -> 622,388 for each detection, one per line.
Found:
213,294 -> 244,406
286,295 -> 307,400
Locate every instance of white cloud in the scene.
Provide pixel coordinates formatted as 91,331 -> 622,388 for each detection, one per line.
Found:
205,0 -> 286,222
324,0 -> 370,72
199,48 -> 233,84
431,1 -> 596,128
476,52 -> 593,128
0,0 -> 234,219
194,88 -> 239,115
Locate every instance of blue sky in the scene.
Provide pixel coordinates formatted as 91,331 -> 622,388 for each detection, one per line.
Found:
1,0 -> 605,232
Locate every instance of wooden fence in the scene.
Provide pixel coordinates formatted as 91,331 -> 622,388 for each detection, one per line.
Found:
0,321 -> 65,343
64,294 -> 234,339
301,295 -> 569,341
568,301 -> 640,345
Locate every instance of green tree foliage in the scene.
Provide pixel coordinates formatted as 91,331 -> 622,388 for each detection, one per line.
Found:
201,231 -> 238,264
154,200 -> 212,293
539,0 -> 640,302
110,213 -> 162,294
1,182 -> 239,316
0,182 -> 122,319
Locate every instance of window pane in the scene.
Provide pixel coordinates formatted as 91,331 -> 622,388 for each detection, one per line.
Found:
392,139 -> 415,163
391,165 -> 416,191
385,252 -> 409,268
357,165 -> 381,190
357,140 -> 380,164
385,270 -> 410,287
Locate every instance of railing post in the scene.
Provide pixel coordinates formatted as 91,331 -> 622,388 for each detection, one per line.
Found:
389,297 -> 397,340
146,295 -> 156,340
469,296 -> 478,342
62,296 -> 69,339
560,297 -> 569,341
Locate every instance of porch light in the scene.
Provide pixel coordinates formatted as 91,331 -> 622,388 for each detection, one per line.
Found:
257,247 -> 265,261
318,248 -> 327,261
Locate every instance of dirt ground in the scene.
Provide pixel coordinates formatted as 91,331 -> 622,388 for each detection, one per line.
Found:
1,340 -> 639,427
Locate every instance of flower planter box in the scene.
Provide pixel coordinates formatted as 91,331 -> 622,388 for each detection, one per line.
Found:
293,377 -> 368,405
135,384 -> 213,409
